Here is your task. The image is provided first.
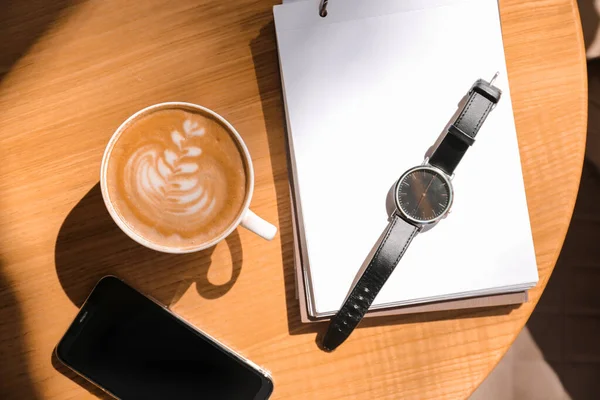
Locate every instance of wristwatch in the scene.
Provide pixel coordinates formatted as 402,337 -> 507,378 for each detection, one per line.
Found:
322,74 -> 502,351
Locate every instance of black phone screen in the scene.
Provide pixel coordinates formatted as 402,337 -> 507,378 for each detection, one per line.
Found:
56,276 -> 272,400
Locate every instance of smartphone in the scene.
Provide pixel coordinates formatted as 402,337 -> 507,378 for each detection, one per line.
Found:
56,276 -> 273,399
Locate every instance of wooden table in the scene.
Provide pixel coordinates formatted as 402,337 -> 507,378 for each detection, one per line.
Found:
0,0 -> 587,399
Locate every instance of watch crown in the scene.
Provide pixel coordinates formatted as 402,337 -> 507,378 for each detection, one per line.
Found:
443,209 -> 452,219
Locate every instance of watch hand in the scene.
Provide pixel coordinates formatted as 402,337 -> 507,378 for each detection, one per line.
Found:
414,175 -> 435,213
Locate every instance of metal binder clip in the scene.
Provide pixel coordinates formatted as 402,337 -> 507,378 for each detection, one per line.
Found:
319,0 -> 328,17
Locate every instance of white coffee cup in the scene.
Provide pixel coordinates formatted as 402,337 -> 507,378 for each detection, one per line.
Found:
100,102 -> 277,254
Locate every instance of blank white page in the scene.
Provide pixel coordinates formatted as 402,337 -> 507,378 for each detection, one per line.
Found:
274,0 -> 539,316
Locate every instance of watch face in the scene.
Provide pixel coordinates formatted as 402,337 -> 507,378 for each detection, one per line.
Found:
396,167 -> 452,223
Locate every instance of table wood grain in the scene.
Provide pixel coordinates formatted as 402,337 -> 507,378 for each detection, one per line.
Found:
0,0 -> 587,398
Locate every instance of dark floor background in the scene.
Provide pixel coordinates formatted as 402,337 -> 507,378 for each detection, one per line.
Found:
526,59 -> 600,400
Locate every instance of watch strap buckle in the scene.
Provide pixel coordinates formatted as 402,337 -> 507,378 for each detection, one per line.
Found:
468,73 -> 502,103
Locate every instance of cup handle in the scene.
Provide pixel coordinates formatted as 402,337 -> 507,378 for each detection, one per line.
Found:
240,209 -> 277,240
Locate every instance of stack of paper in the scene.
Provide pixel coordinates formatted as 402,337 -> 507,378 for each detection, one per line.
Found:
273,0 -> 539,319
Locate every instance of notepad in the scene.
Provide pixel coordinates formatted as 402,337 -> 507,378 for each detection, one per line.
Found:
274,0 -> 539,318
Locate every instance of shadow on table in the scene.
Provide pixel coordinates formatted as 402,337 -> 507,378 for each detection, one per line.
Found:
1,2 -> 85,396
358,303 -> 518,329
0,261 -> 40,399
0,0 -> 84,83
250,21 -> 521,343
312,304 -> 519,349
250,22 -> 309,335
54,183 -> 243,308
527,161 -> 600,398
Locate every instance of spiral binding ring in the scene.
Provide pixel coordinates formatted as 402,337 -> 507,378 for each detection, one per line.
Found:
319,0 -> 328,17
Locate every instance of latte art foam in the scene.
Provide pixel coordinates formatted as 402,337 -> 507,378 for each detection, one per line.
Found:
125,120 -> 221,225
105,107 -> 248,250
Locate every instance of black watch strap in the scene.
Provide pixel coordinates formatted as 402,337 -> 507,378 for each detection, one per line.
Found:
429,78 -> 501,175
322,215 -> 418,351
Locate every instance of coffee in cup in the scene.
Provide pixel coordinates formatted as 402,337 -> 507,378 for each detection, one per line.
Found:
101,102 -> 276,253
